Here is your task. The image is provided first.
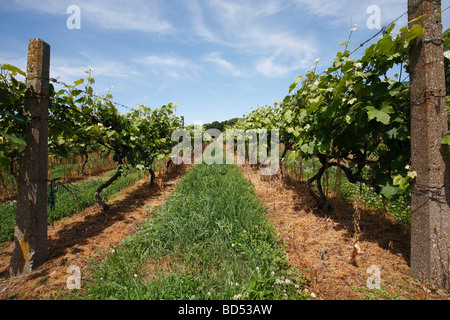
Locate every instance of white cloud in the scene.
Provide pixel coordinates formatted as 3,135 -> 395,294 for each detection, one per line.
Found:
255,57 -> 289,77
206,0 -> 287,25
48,55 -> 141,89
194,0 -> 317,77
13,0 -> 173,33
138,55 -> 193,69
133,54 -> 200,80
292,0 -> 407,27
184,0 -> 217,42
203,52 -> 245,77
9,0 -> 319,77
255,54 -> 310,77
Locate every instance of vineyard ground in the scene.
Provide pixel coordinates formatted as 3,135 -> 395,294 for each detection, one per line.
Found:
240,165 -> 447,300
0,165 -> 187,299
0,162 -> 448,300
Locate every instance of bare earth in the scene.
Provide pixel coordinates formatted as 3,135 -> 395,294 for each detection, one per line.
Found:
240,165 -> 448,300
0,163 -> 448,300
0,166 -> 186,300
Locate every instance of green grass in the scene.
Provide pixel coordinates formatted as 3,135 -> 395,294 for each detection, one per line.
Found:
284,156 -> 411,224
68,163 -> 309,300
0,166 -> 145,243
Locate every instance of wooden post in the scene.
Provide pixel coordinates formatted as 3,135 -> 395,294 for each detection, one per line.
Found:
10,39 -> 50,276
409,0 -> 450,289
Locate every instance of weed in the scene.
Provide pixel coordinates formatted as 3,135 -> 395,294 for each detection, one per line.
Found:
72,164 -> 309,300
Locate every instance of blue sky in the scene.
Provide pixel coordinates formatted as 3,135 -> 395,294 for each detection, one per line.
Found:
1,0 -> 449,125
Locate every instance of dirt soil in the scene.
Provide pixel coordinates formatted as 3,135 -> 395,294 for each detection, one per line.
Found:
0,165 -> 187,300
240,165 -> 449,300
1,162 -> 448,300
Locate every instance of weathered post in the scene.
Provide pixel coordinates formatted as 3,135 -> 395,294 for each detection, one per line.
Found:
408,0 -> 450,289
10,39 -> 50,276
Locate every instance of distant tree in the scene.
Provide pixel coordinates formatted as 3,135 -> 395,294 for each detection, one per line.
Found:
204,118 -> 241,133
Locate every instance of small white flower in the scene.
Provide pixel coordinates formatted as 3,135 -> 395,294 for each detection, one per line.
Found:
275,279 -> 284,285
408,171 -> 417,179
231,243 -> 235,247
311,292 -> 317,299
285,279 -> 291,285
405,165 -> 411,170
315,58 -> 320,64
271,271 -> 275,276
444,51 -> 450,59
233,293 -> 242,300
134,274 -> 138,278
354,62 -> 363,68
348,98 -> 358,105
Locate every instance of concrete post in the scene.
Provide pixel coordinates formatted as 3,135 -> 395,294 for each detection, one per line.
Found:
10,39 -> 50,276
409,0 -> 450,289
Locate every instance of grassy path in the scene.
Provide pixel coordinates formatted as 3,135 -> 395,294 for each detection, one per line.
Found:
0,167 -> 145,243
0,165 -> 184,299
71,164 -> 308,300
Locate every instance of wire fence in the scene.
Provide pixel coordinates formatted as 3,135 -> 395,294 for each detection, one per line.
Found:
349,4 -> 450,57
50,77 -> 135,111
349,9 -> 409,57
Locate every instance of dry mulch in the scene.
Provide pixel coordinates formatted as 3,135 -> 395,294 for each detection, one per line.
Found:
239,165 -> 449,300
1,162 -> 448,300
0,166 -> 187,300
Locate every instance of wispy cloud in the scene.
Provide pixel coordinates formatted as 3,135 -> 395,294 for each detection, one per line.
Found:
13,0 -> 173,34
133,54 -> 200,80
50,56 -> 141,89
138,55 -> 193,69
292,0 -> 407,26
203,52 -> 245,77
184,0 -> 217,42
10,0 -> 318,77
195,0 -> 317,77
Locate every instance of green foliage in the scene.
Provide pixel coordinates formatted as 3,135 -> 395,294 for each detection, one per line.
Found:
1,64 -> 182,208
0,63 -> 30,170
204,118 -> 240,132
237,23 -> 425,206
127,103 -> 181,172
1,64 -> 182,172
